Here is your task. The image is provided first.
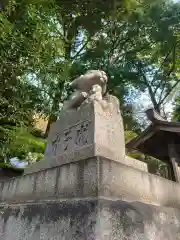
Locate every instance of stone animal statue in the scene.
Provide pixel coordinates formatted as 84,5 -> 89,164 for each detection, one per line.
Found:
62,70 -> 108,111
85,84 -> 103,102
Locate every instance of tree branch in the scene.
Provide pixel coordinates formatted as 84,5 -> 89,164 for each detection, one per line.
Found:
157,81 -> 167,105
106,21 -> 130,66
158,79 -> 180,106
72,37 -> 91,60
153,41 -> 177,95
136,61 -> 159,111
155,41 -> 177,105
167,41 -> 177,76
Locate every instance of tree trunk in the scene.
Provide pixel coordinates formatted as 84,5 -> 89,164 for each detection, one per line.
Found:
142,75 -> 161,113
44,112 -> 57,138
154,104 -> 160,114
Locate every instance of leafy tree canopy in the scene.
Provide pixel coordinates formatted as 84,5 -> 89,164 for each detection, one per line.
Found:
0,0 -> 180,169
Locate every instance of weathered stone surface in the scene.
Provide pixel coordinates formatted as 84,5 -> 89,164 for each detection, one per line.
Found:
35,168 -> 57,199
97,199 -> 180,240
1,174 -> 35,202
0,199 -> 180,240
1,157 -> 180,209
99,158 -> 180,207
93,100 -> 125,161
25,91 -> 148,175
125,156 -> 148,172
0,158 -> 98,203
0,200 -> 97,240
24,98 -> 126,174
63,70 -> 108,111
0,168 -> 22,180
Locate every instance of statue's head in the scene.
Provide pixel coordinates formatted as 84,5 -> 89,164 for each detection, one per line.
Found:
91,84 -> 102,94
70,70 -> 108,94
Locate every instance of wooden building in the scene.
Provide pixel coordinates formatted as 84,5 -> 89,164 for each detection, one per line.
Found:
126,108 -> 180,182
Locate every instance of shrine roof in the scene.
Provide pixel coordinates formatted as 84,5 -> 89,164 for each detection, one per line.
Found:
126,109 -> 180,163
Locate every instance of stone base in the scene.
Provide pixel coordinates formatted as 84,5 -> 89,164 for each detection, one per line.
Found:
1,199 -> 180,240
1,157 -> 180,209
1,156 -> 180,239
24,154 -> 147,175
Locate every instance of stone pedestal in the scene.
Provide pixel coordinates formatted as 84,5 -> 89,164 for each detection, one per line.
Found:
25,99 -> 126,174
1,199 -> 180,240
4,96 -> 174,239
46,99 -> 125,162
1,156 -> 180,239
25,99 -> 147,175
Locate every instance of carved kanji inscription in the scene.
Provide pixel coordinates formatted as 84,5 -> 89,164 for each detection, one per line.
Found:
48,120 -> 92,156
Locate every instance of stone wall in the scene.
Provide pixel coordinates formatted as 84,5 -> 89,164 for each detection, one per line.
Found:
0,158 -> 180,239
0,157 -> 180,208
0,199 -> 180,240
0,168 -> 23,181
98,200 -> 180,239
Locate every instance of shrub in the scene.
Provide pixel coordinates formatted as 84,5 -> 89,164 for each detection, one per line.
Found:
8,127 -> 46,159
0,126 -> 46,161
30,128 -> 45,138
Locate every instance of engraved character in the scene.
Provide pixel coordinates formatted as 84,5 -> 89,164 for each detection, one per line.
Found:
75,122 -> 89,146
52,133 -> 61,155
64,129 -> 72,151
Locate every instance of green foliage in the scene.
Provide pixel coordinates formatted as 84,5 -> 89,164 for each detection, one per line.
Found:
24,152 -> 44,163
30,128 -> 45,138
0,1 -> 47,126
0,126 -> 46,161
143,156 -> 171,180
0,126 -> 13,160
125,131 -> 145,161
1,0 -> 179,124
9,127 -> 46,159
173,95 -> 180,122
76,0 -> 180,113
125,130 -> 137,143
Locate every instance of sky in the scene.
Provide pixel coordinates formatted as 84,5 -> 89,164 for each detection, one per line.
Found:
135,92 -> 174,114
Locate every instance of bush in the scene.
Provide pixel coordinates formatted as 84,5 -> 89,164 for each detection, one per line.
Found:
9,127 -> 46,159
30,128 -> 45,138
125,130 -> 138,143
24,152 -> 44,163
0,126 -> 46,161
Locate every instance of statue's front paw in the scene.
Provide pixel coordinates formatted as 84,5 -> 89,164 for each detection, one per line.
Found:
81,92 -> 88,98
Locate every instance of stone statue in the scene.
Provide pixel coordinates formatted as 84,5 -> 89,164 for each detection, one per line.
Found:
62,70 -> 108,111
